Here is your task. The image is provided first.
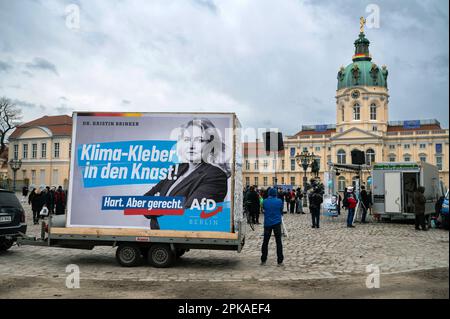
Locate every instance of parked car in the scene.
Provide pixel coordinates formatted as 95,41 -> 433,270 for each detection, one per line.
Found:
441,190 -> 449,230
0,189 -> 27,252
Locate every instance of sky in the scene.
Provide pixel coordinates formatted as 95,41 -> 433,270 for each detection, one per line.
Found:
0,0 -> 448,136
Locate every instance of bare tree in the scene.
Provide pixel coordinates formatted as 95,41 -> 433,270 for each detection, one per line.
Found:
0,97 -> 23,154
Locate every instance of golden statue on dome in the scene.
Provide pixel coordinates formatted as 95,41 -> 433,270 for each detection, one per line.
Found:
360,16 -> 366,33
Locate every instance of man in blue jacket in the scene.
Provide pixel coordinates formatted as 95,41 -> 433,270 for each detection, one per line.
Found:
261,187 -> 284,266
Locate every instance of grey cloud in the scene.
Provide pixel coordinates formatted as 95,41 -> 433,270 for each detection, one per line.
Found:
0,60 -> 12,72
55,105 -> 71,114
12,99 -> 47,112
25,57 -> 58,75
192,0 -> 217,14
22,70 -> 34,77
12,99 -> 38,109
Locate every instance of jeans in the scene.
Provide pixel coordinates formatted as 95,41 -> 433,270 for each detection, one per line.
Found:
347,208 -> 355,227
261,223 -> 284,264
310,207 -> 320,227
296,199 -> 303,213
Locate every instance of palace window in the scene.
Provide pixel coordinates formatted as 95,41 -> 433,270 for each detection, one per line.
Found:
366,149 -> 375,165
31,170 -> 36,185
245,160 -> 250,170
290,176 -> 296,186
341,107 -> 345,122
54,142 -> 60,158
13,144 -> 18,160
337,149 -> 346,164
404,144 -> 410,149
338,176 -> 346,192
41,143 -> 47,158
404,154 -> 411,162
389,154 -> 396,162
370,103 -> 377,120
281,160 -> 285,170
419,154 -> 427,162
32,144 -> 37,159
291,159 -> 296,171
254,177 -> 258,186
22,144 -> 28,159
263,160 -> 268,169
245,177 -> 250,186
353,103 -> 360,120
315,146 -> 321,152
263,177 -> 268,187
436,156 -> 443,170
389,145 -> 395,150
419,143 -> 426,149
254,160 -> 259,170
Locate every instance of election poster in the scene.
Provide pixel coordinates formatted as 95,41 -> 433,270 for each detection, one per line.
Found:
67,112 -> 239,233
322,194 -> 339,217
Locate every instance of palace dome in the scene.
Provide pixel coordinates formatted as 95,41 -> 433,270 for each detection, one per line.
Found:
337,32 -> 388,90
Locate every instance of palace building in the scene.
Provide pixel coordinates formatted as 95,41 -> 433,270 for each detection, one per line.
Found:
243,22 -> 449,192
7,115 -> 72,189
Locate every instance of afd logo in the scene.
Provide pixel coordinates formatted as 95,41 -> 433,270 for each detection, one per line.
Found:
191,199 -> 223,219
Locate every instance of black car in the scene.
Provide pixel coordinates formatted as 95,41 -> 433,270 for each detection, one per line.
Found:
0,189 -> 27,252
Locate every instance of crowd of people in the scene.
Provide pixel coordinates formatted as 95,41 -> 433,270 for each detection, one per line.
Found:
243,181 -> 376,265
21,185 -> 67,225
244,180 -> 447,265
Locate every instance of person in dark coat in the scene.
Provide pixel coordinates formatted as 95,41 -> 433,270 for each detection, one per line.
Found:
308,187 -> 323,228
245,186 -> 261,224
46,186 -> 55,215
31,187 -> 46,224
21,186 -> 29,203
55,186 -> 66,215
359,186 -> 371,223
414,186 -> 427,231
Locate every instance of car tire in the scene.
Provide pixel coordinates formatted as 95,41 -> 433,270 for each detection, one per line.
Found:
147,244 -> 175,268
115,244 -> 143,267
0,238 -> 14,252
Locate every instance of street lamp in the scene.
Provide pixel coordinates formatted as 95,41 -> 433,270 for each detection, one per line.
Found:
8,159 -> 22,192
295,150 -> 315,207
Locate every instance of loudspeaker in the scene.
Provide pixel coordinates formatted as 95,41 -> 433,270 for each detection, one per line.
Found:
263,132 -> 284,152
351,150 -> 365,165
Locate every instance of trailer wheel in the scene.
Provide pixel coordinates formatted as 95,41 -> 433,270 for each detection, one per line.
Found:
148,244 -> 175,268
116,244 -> 143,267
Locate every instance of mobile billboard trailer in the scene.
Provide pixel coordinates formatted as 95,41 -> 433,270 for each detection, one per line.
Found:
371,162 -> 443,221
18,112 -> 245,268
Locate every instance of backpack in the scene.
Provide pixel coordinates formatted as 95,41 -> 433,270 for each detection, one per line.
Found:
347,197 -> 357,209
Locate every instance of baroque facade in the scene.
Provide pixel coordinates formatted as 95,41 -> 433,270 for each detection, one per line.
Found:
243,25 -> 449,192
7,115 -> 72,189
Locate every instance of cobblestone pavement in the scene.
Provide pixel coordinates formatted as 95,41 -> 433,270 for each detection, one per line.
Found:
0,197 -> 448,283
